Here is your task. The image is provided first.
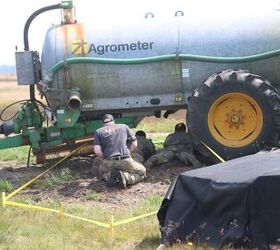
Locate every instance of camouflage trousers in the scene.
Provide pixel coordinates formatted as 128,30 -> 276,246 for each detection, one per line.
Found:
131,152 -> 145,164
98,157 -> 146,185
145,150 -> 202,168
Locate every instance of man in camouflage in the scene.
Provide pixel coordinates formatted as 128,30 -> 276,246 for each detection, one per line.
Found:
131,130 -> 156,163
93,114 -> 146,189
144,123 -> 202,169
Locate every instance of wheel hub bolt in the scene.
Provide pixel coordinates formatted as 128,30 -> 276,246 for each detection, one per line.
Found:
231,114 -> 240,124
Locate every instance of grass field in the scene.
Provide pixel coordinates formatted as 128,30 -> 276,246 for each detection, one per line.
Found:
0,146 -> 35,164
0,197 -> 195,250
0,80 -> 30,120
0,195 -> 163,250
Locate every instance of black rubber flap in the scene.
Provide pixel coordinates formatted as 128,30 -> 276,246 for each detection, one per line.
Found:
158,149 -> 280,248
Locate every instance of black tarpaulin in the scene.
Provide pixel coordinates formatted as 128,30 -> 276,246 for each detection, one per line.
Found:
158,149 -> 280,249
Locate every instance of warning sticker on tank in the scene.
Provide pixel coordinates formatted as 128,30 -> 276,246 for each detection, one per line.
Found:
57,109 -> 65,114
182,68 -> 190,78
82,104 -> 93,109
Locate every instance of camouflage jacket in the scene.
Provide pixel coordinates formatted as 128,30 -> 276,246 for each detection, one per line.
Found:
163,131 -> 193,153
133,136 -> 156,161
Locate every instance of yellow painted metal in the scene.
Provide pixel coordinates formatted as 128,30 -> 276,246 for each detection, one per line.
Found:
208,93 -> 263,147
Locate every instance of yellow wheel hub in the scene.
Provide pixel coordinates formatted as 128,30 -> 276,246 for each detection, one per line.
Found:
208,93 -> 263,147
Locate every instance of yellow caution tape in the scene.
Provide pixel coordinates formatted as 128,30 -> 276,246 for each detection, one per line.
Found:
6,199 -> 156,228
190,131 -> 225,163
5,200 -> 59,213
5,198 -> 157,228
2,192 -> 6,208
200,141 -> 225,163
113,211 -> 157,226
5,200 -> 110,228
5,199 -> 157,229
6,146 -> 84,200
63,212 -> 110,228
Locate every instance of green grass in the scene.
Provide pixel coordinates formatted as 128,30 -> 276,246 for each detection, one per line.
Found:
0,194 -> 163,250
85,191 -> 104,201
0,146 -> 35,164
137,119 -> 178,133
34,168 -> 75,188
148,134 -> 166,150
0,179 -> 14,192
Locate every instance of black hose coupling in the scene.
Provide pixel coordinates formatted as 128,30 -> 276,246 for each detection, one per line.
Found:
0,122 -> 15,136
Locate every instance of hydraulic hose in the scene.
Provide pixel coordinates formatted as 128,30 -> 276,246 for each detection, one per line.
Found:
23,1 -> 72,100
23,4 -> 61,51
48,48 -> 280,77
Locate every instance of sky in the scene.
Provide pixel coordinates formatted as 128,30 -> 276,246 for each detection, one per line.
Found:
0,0 -> 279,66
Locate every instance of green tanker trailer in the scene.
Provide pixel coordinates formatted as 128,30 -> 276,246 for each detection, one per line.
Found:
1,1 -> 280,162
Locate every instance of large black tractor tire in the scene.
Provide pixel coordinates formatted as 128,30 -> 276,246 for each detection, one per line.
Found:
187,69 -> 280,161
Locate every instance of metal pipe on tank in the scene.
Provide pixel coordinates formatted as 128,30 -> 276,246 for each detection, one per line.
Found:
67,89 -> 82,110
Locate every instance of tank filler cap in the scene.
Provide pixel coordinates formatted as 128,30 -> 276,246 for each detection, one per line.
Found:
61,1 -> 76,24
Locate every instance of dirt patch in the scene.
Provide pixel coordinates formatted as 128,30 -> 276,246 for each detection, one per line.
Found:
0,157 -> 195,210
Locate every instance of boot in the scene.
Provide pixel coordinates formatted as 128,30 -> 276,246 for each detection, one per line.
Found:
144,155 -> 158,169
192,160 -> 202,168
107,168 -> 119,187
115,170 -> 126,189
180,152 -> 202,168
